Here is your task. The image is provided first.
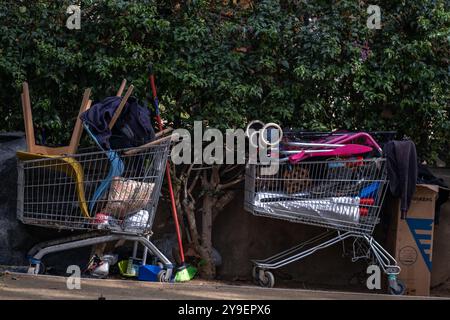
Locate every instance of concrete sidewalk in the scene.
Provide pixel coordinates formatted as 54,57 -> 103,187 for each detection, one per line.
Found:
0,272 -> 444,300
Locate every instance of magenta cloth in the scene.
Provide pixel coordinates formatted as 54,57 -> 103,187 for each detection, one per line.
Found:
317,132 -> 381,153
289,144 -> 373,163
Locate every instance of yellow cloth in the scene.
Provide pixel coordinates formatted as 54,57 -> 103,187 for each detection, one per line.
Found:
16,151 -> 90,218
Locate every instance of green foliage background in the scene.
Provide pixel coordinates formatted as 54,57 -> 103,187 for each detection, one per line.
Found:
0,0 -> 449,161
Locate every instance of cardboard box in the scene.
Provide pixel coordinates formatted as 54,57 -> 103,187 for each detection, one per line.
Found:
387,184 -> 438,296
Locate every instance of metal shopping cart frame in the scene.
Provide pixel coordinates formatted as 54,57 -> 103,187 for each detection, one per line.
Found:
16,138 -> 174,281
244,157 -> 404,294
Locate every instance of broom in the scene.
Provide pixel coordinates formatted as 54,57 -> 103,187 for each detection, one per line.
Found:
148,65 -> 197,282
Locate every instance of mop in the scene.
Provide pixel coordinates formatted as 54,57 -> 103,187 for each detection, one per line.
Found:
148,65 -> 196,282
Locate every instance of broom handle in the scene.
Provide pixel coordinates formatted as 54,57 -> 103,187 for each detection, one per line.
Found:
149,66 -> 186,264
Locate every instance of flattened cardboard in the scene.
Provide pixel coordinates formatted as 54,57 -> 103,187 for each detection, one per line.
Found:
387,184 -> 438,296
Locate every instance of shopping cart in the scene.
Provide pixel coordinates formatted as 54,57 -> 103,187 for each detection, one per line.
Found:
245,153 -> 404,294
16,139 -> 174,281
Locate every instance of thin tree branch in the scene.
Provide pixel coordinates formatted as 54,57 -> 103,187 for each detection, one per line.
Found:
221,164 -> 240,174
189,171 -> 201,195
184,163 -> 195,199
218,175 -> 244,190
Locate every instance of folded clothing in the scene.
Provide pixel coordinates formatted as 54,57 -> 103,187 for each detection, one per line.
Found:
105,178 -> 155,218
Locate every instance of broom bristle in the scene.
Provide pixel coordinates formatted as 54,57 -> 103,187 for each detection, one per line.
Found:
175,266 -> 197,282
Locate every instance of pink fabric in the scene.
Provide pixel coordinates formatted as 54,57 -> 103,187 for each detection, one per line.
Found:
318,132 -> 381,153
289,144 -> 373,163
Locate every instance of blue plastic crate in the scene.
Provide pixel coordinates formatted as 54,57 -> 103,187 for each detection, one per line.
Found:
138,264 -> 162,282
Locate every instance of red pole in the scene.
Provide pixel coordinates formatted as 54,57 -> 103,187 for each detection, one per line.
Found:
149,69 -> 185,264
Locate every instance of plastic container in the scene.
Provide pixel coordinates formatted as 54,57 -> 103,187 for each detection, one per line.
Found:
138,264 -> 162,282
126,257 -> 135,275
118,259 -> 139,277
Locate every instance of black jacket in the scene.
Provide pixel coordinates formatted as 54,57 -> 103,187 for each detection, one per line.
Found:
383,140 -> 417,218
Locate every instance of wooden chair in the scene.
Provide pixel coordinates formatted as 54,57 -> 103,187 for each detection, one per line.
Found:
18,80 -> 161,219
17,81 -> 129,219
21,82 -> 92,155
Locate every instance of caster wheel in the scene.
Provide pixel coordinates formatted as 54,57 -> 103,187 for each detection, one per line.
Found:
157,270 -> 169,282
389,279 -> 405,295
28,262 -> 45,275
258,270 -> 275,288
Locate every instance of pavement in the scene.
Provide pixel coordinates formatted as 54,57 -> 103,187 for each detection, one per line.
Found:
0,272 -> 445,300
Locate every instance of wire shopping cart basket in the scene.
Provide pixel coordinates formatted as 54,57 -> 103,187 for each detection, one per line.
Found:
16,139 -> 174,281
245,156 -> 403,294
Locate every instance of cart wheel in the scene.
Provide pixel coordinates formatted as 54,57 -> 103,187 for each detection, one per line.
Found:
389,279 -> 405,295
28,262 -> 45,275
157,270 -> 169,282
27,266 -> 37,274
258,271 -> 275,288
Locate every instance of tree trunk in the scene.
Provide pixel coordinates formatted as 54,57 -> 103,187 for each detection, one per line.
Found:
178,165 -> 242,279
200,192 -> 216,279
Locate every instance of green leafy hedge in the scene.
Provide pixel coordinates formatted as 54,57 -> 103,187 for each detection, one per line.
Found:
0,0 -> 449,161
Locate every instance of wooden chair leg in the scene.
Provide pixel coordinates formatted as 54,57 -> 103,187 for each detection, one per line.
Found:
68,88 -> 92,154
21,82 -> 37,153
109,85 -> 134,130
116,79 -> 127,97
